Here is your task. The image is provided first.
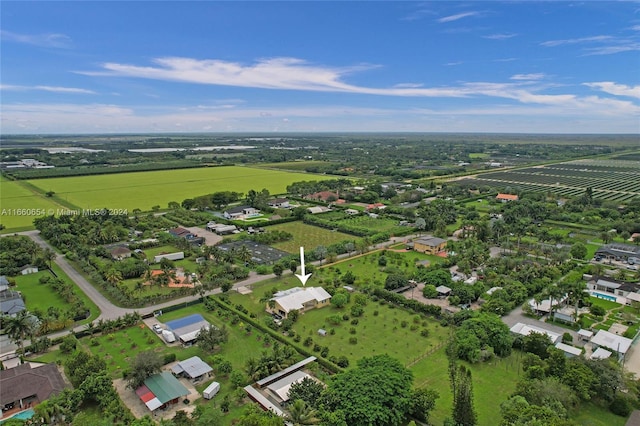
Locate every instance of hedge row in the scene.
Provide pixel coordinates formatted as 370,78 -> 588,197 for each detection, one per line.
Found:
371,288 -> 443,318
207,296 -> 342,374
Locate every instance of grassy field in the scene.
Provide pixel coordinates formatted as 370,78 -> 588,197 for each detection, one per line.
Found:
25,166 -> 331,212
315,247 -> 444,288
13,266 -> 99,324
0,176 -> 64,231
268,222 -> 356,253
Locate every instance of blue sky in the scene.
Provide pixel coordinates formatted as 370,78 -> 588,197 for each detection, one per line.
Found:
1,1 -> 639,134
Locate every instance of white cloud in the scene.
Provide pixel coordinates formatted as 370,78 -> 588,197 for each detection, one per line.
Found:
541,35 -> 613,47
510,73 -> 546,81
437,11 -> 479,23
393,83 -> 424,88
0,84 -> 96,94
583,42 -> 640,55
1,30 -> 72,48
3,97 -> 638,134
584,82 -> 640,99
483,33 -> 517,40
630,25 -> 640,31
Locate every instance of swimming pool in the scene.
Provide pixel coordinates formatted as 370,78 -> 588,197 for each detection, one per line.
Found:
591,291 -> 617,302
0,408 -> 35,423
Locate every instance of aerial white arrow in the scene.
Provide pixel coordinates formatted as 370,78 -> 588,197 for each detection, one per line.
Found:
295,246 -> 312,286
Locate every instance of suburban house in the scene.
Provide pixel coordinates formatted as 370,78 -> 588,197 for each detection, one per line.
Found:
366,202 -> 386,211
0,363 -> 67,417
20,265 -> 38,275
528,295 -> 568,315
411,237 -> 448,255
145,268 -> 196,288
223,205 -> 260,220
109,246 -> 132,260
585,275 -> 640,305
135,372 -> 189,413
510,322 -> 561,344
595,243 -> 640,262
268,198 -> 290,209
590,329 -> 632,360
0,277 -> 25,317
171,356 -> 213,381
267,287 -> 332,319
496,193 -> 519,202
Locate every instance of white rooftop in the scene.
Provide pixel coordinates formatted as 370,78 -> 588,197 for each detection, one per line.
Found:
591,347 -> 613,360
510,322 -> 561,344
266,370 -> 310,402
486,286 -> 503,295
272,287 -> 331,313
555,342 -> 582,356
528,296 -> 566,313
627,292 -> 640,303
591,329 -> 632,354
578,329 -> 594,338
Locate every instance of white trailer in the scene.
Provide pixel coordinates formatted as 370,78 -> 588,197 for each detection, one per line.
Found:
203,381 -> 220,399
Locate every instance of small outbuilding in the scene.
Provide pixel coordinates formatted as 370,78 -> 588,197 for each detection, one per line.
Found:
436,285 -> 452,298
578,329 -> 593,342
203,382 -> 220,400
171,356 -> 213,381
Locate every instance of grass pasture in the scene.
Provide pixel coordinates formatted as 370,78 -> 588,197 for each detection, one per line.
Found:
13,266 -> 99,324
315,248 -> 444,288
0,176 -> 63,231
267,222 -> 355,253
25,166 -> 331,212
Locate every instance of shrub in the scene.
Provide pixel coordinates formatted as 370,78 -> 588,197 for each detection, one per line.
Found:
349,337 -> 358,345
562,332 -> 573,344
304,337 -> 314,347
342,314 -> 350,321
349,327 -> 357,335
60,335 -> 77,354
320,347 -> 329,358
163,353 -> 177,364
350,319 -> 359,326
373,310 -> 379,316
610,393 -> 634,417
350,305 -> 364,317
421,329 -> 430,337
590,305 -> 606,317
400,321 -> 408,328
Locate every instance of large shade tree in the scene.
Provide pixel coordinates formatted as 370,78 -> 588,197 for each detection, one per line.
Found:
321,354 -> 413,426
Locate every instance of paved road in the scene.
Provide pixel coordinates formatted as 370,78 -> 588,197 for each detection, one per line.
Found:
0,230 -> 416,358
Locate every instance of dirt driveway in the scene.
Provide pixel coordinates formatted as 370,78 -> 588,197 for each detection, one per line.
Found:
186,227 -> 223,246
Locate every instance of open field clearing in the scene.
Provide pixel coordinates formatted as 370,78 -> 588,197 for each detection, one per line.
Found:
268,222 -> 355,253
0,176 -> 64,231
456,159 -> 640,203
25,166 -> 330,212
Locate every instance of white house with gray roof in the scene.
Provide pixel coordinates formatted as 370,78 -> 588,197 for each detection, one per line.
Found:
267,287 -> 331,318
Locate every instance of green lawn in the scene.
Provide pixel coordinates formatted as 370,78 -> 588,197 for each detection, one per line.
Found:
26,166 -> 331,212
0,176 -> 63,232
314,248 -> 444,288
268,222 -> 355,253
13,267 -> 99,324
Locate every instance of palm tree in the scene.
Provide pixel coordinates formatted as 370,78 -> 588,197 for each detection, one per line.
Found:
4,310 -> 37,355
285,399 -> 320,425
41,248 -> 57,270
104,267 -> 123,286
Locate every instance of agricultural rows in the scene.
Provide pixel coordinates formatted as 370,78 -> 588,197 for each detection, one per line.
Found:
458,159 -> 640,203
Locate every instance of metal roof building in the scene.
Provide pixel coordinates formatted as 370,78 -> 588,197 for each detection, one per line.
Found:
171,356 -> 213,380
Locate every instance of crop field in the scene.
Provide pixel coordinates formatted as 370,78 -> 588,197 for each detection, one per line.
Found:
456,159 -> 640,202
267,222 -> 355,253
24,166 -> 331,212
258,160 -> 331,171
0,176 -> 63,231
